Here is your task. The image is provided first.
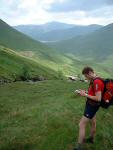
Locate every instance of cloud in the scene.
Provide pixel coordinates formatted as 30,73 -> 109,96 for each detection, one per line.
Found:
106,0 -> 113,5
0,0 -> 54,25
0,0 -> 113,26
48,6 -> 113,25
45,0 -> 113,12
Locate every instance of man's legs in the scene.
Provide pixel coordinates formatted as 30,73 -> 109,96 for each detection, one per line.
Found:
85,115 -> 96,143
74,116 -> 89,150
90,115 -> 96,138
74,101 -> 99,150
78,116 -> 89,144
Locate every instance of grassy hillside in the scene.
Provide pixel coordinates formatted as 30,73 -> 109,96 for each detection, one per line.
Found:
0,80 -> 113,150
0,45 -> 57,81
0,44 -> 112,83
1,19 -> 113,79
48,23 -> 113,61
0,19 -> 55,59
0,19 -> 83,77
0,19 -> 70,79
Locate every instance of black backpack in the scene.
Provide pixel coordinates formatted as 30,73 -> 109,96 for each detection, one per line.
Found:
93,78 -> 113,109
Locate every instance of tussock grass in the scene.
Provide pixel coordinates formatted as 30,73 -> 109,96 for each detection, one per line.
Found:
0,80 -> 113,150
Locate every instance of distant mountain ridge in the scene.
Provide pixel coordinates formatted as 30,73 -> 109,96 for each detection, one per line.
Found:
14,21 -> 75,32
14,21 -> 75,41
14,22 -> 103,42
48,23 -> 113,61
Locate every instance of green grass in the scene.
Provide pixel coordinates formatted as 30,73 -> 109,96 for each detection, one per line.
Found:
0,80 -> 113,150
0,45 -> 58,81
1,43 -> 112,82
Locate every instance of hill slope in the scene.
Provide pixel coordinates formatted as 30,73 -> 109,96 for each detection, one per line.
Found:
0,19 -> 87,77
48,23 -> 113,61
1,19 -> 113,79
0,19 -> 55,59
0,19 -> 66,77
0,45 -> 57,81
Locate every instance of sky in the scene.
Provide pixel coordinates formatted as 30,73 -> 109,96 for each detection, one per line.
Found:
0,0 -> 113,26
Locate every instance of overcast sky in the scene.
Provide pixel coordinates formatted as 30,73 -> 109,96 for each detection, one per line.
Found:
0,0 -> 113,26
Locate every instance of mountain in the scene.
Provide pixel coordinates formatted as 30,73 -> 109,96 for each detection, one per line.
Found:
14,21 -> 75,41
0,19 -> 86,79
39,21 -> 75,31
0,19 -> 62,66
37,24 -> 103,42
47,23 -> 113,61
0,19 -> 63,80
0,19 -> 113,79
0,19 -> 51,54
14,22 -> 102,42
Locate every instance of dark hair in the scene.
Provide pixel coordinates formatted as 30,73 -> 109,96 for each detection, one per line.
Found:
82,66 -> 94,75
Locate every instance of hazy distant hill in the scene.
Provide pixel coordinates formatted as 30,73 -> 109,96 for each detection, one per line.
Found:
48,23 -> 113,61
14,21 -> 75,41
37,24 -> 103,42
14,22 -> 102,42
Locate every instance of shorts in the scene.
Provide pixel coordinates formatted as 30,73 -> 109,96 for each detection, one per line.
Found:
84,101 -> 100,119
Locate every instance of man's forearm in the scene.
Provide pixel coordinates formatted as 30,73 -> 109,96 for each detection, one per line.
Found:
79,90 -> 101,102
86,94 -> 101,102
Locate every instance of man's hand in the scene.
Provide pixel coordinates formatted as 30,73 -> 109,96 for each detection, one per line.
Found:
79,90 -> 88,97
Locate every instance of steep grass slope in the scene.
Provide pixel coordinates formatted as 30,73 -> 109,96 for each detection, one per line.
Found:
0,19 -> 55,59
0,45 -> 57,81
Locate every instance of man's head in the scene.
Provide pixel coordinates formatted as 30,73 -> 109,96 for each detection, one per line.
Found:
82,66 -> 95,80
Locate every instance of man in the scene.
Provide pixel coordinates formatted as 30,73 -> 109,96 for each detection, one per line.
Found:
74,66 -> 104,150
